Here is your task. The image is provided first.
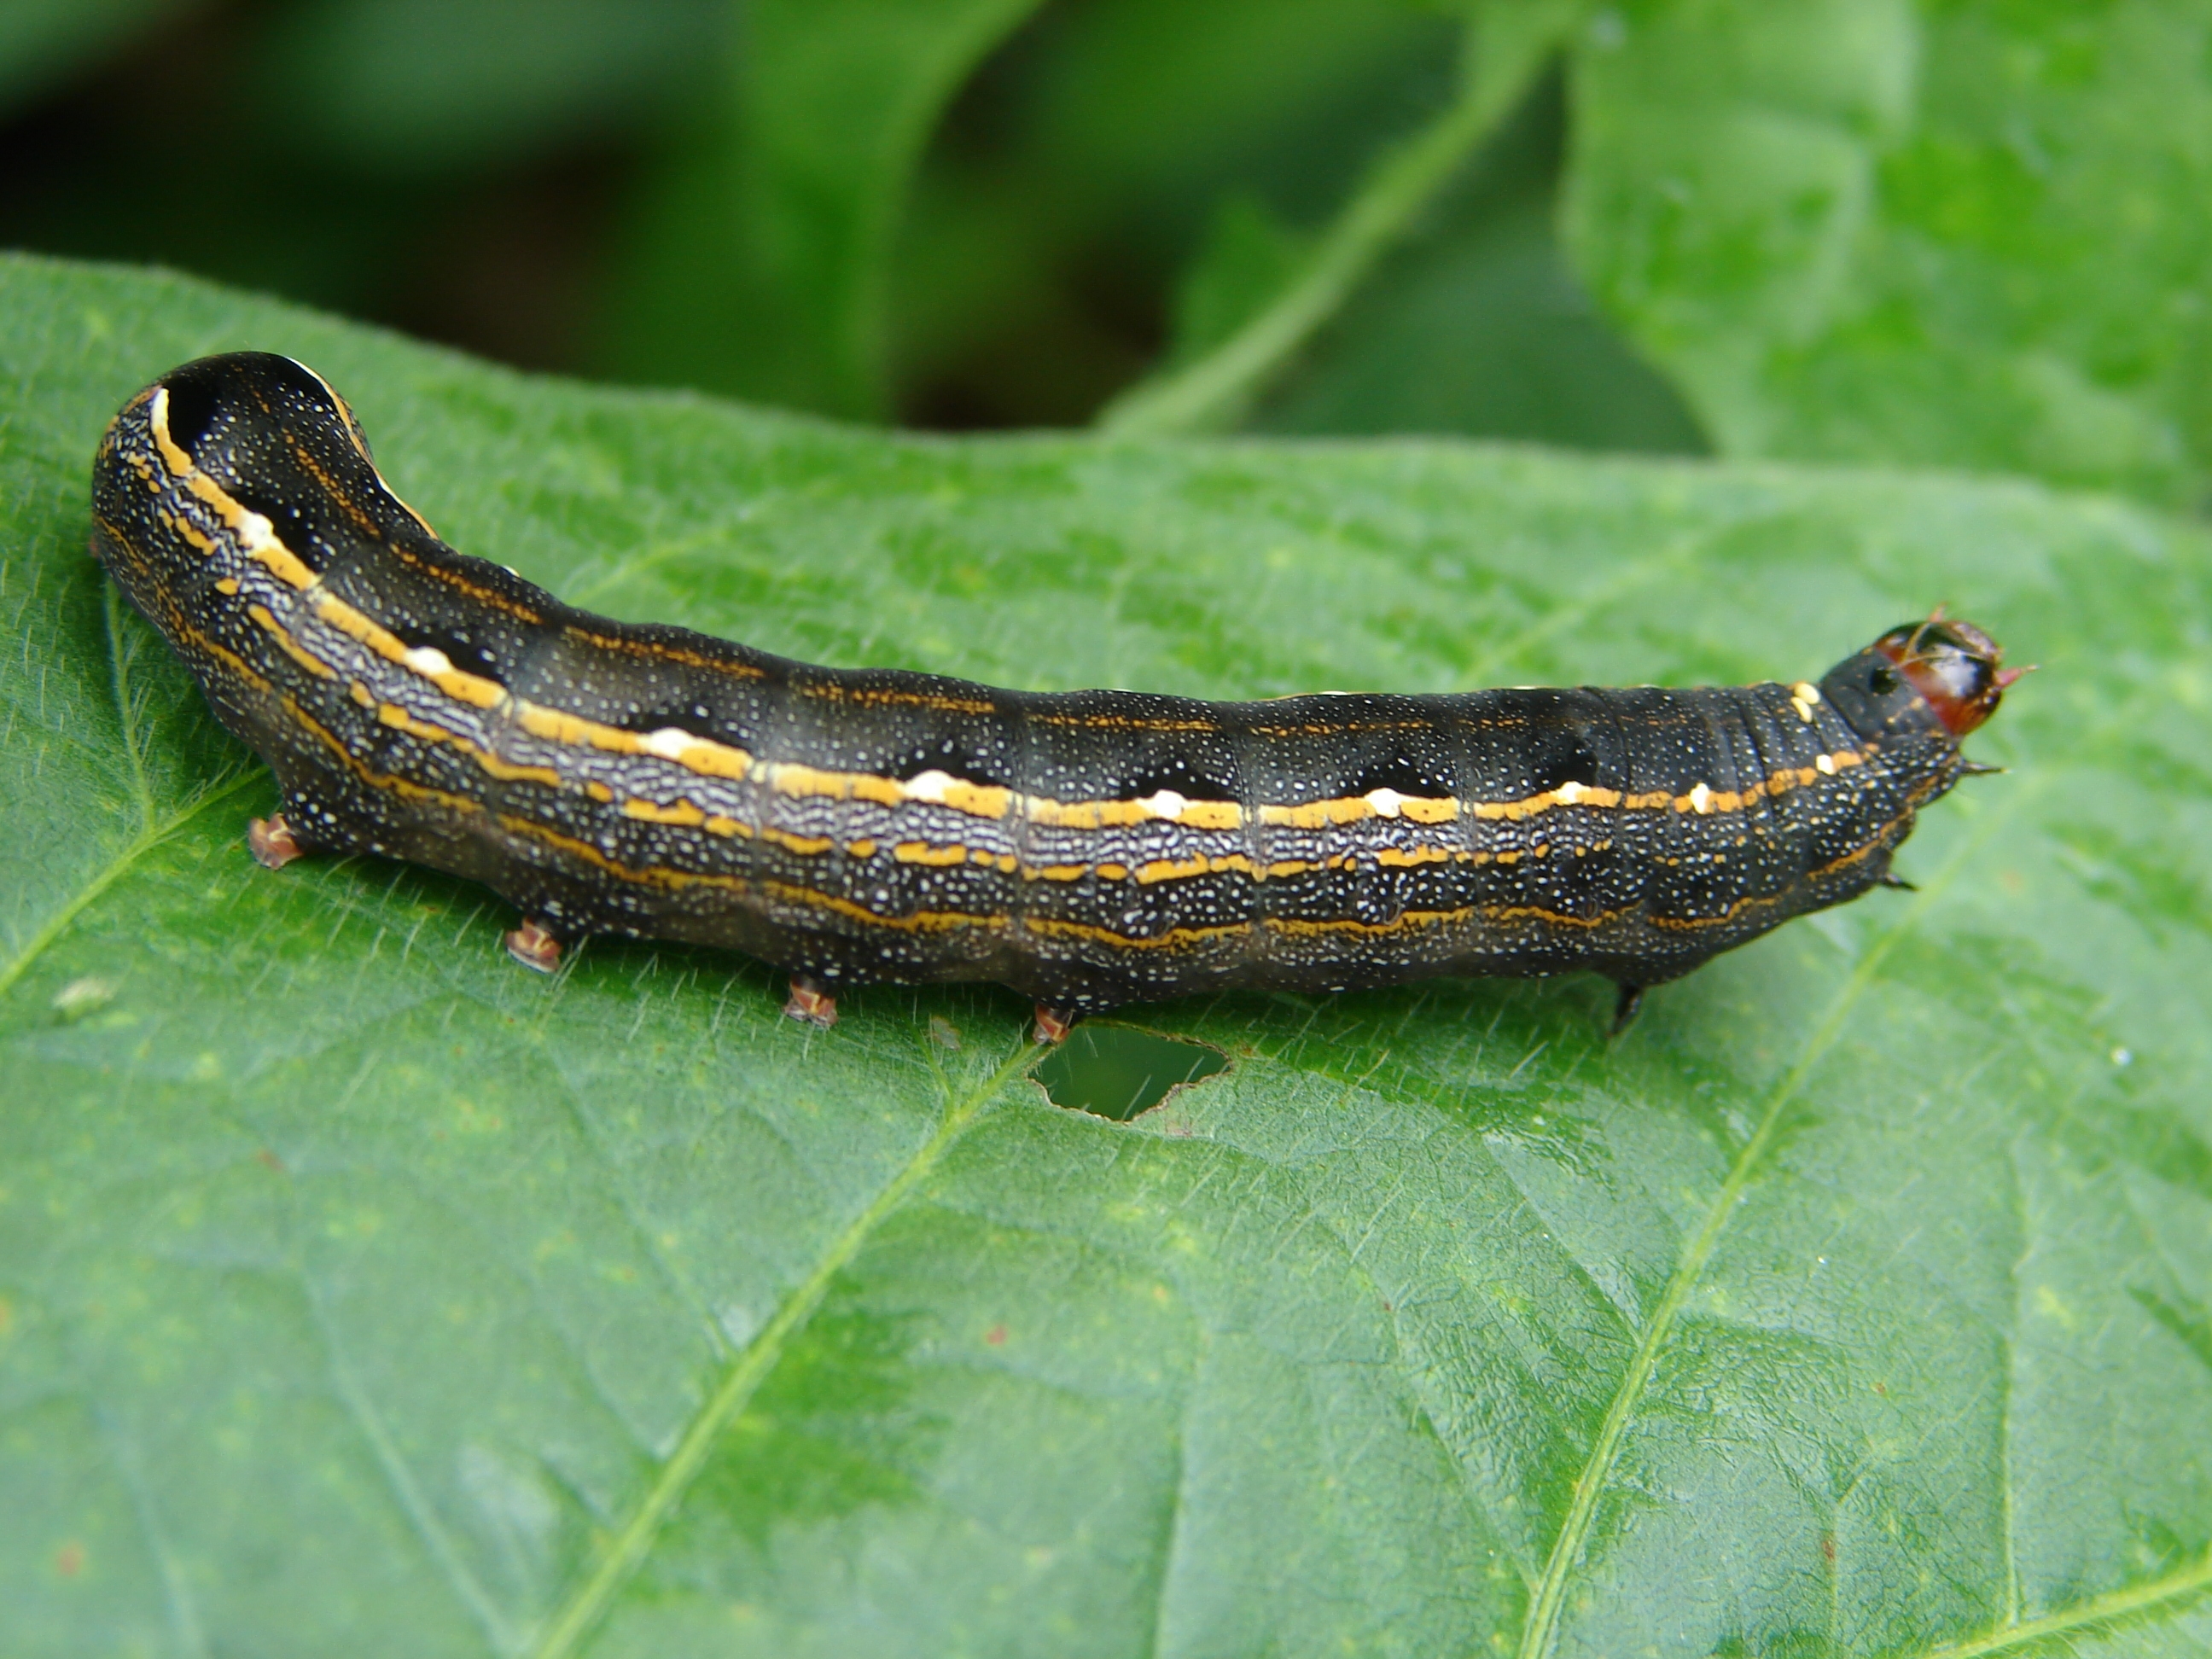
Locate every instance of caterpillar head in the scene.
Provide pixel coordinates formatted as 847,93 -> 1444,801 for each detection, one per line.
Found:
1819,612 -> 2020,740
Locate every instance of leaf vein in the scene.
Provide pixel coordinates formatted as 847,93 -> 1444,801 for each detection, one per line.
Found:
304,1276 -> 515,1654
1913,1552 -> 2212,1659
1516,777 -> 2044,1659
527,1037 -> 1040,1659
0,770 -> 258,1005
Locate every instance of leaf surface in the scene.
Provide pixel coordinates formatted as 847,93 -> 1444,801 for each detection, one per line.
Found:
1563,0 -> 2212,507
3,253 -> 2211,1657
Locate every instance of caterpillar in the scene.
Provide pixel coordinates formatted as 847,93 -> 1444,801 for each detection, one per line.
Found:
90,352 -> 2018,1040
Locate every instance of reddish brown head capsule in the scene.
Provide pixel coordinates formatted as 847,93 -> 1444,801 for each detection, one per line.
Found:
1871,612 -> 2019,736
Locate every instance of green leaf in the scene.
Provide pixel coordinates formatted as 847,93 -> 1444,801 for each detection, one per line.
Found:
1563,0 -> 2212,507
1248,71 -> 1704,453
602,0 -> 1045,419
885,0 -> 1465,426
1162,195 -> 1315,370
1256,189 -> 1704,451
6,252 -> 2212,1656
1097,2 -> 1584,438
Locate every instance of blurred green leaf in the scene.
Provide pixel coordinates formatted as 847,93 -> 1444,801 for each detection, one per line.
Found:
1257,194 -> 1703,451
1249,67 -> 1703,451
0,0 -> 182,119
1008,0 -> 1457,217
888,0 -> 1462,425
259,0 -> 726,172
1161,195 -> 1313,368
7,253 -> 2212,1656
1563,0 -> 2212,507
604,0 -> 1044,419
1098,0 -> 1586,437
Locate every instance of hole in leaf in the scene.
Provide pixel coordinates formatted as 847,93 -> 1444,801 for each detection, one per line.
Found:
1033,1024 -> 1228,1121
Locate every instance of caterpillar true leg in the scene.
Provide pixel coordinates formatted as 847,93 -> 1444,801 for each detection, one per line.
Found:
504,918 -> 565,974
247,814 -> 311,871
783,975 -> 838,1029
1609,982 -> 1645,1036
1033,1004 -> 1081,1045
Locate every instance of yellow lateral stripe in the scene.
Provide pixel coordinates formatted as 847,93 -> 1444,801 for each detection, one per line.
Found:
375,701 -> 562,786
247,602 -> 339,679
151,387 -> 323,594
1026,797 -> 1171,830
1022,915 -> 1251,950
148,388 -> 196,478
764,761 -> 920,811
1375,846 -> 1453,868
285,695 -> 484,815
894,841 -> 971,865
760,827 -> 832,855
623,796 -> 707,826
512,699 -> 756,783
1265,907 -> 1473,939
761,882 -> 999,933
1172,800 -> 1243,830
311,594 -> 507,710
1134,854 -> 1215,884
1258,796 -> 1376,829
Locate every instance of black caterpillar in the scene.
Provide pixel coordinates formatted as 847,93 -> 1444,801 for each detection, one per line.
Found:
91,353 -> 2017,1039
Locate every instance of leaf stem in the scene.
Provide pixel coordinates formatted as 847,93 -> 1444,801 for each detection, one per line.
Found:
529,1036 -> 1041,1659
1095,9 -> 1573,439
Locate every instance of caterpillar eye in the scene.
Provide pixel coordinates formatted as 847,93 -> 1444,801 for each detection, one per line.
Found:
1868,666 -> 1900,696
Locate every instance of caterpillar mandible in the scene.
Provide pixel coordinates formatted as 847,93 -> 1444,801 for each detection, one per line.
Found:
91,353 -> 2018,1039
